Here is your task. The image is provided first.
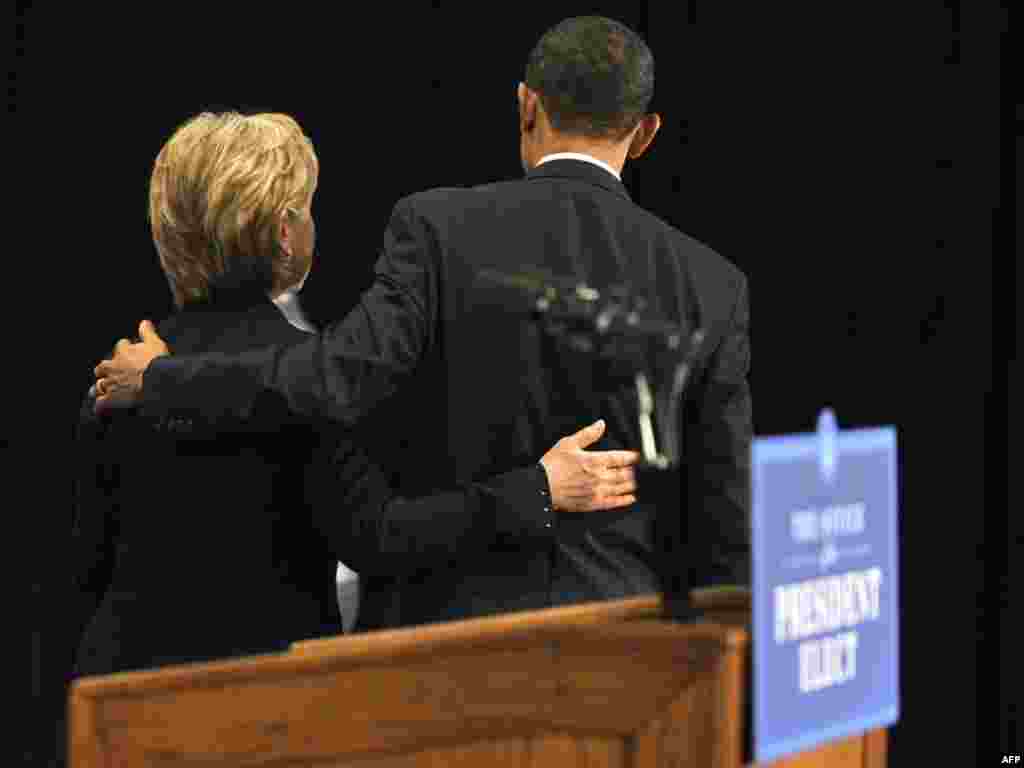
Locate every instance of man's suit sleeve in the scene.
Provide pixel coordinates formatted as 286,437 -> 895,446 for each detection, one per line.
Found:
141,197 -> 437,427
306,432 -> 557,576
683,273 -> 752,587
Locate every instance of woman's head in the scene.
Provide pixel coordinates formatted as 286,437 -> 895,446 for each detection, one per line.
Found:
149,112 -> 318,308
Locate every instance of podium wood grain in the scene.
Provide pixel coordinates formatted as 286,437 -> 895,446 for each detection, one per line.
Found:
68,590 -> 885,767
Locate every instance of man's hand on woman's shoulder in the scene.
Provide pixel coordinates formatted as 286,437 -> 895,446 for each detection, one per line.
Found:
92,320 -> 170,414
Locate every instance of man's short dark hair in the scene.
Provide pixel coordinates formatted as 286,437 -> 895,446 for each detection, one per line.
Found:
525,16 -> 654,140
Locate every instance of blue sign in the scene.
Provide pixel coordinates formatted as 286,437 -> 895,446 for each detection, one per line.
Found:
752,409 -> 900,762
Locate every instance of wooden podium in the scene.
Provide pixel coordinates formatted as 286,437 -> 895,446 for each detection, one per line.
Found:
68,589 -> 886,767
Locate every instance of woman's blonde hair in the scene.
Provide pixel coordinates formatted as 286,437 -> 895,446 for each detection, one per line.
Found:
148,112 -> 319,307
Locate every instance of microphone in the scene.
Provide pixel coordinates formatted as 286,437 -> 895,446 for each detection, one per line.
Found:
475,267 -> 684,344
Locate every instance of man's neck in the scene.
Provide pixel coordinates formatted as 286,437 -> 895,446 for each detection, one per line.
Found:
536,139 -> 627,177
535,151 -> 623,182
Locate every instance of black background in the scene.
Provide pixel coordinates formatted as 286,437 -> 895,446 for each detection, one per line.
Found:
20,1 -> 1008,764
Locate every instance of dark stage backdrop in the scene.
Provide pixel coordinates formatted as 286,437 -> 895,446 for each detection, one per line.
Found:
24,2 -> 1001,765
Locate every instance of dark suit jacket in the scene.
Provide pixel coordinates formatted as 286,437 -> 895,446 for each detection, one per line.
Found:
71,295 -> 551,678
140,159 -> 753,628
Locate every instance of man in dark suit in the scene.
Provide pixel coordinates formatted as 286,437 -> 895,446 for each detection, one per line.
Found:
95,16 -> 752,625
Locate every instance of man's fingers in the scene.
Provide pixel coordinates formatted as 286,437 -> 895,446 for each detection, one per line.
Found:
139,320 -> 167,348
602,478 -> 638,497
92,380 -> 139,413
585,493 -> 638,512
114,337 -> 132,352
565,419 -> 605,448
95,360 -> 113,378
620,450 -> 642,466
594,450 -> 641,468
579,451 -> 637,478
599,466 -> 634,485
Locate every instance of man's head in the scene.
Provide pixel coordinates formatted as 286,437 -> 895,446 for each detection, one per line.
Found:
149,112 -> 318,308
518,16 -> 661,175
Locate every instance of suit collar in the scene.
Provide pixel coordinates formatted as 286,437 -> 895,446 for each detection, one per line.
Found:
179,286 -> 275,314
526,158 -> 631,202
176,283 -> 315,334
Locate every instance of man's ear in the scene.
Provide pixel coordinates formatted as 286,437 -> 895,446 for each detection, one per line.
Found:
518,82 -> 536,132
627,113 -> 662,160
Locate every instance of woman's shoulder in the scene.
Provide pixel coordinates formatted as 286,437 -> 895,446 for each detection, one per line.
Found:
163,301 -> 310,356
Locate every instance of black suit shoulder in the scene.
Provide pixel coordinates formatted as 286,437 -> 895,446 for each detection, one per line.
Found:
156,301 -> 311,355
400,176 -> 747,308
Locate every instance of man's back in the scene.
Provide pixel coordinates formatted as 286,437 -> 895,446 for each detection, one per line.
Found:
354,158 -> 750,629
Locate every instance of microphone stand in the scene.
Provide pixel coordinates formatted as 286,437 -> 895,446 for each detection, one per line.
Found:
474,268 -> 706,621
527,279 -> 706,623
517,276 -> 704,469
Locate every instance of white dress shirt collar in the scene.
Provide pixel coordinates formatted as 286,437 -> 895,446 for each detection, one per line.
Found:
270,267 -> 315,333
536,152 -> 622,181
